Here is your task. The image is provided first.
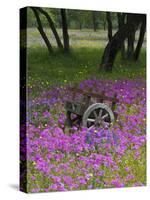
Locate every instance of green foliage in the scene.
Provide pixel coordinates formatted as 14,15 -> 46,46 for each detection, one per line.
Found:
27,8 -> 36,27
27,7 -> 120,30
67,10 -> 99,29
27,7 -> 59,28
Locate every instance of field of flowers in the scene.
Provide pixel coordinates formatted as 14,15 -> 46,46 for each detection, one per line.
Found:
20,78 -> 146,192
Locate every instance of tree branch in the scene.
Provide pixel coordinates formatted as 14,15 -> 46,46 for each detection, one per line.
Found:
36,7 -> 63,50
31,7 -> 53,54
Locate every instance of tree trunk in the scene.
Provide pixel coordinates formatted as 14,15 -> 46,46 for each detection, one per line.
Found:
31,8 -> 53,54
79,22 -> 82,30
102,13 -> 106,30
134,16 -> 146,61
127,31 -> 135,59
60,9 -> 69,52
117,13 -> 126,59
92,11 -> 97,31
103,20 -> 106,30
127,15 -> 136,59
106,12 -> 112,42
36,7 -> 63,50
100,14 -> 144,72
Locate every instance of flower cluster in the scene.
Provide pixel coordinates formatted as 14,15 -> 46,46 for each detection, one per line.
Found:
20,79 -> 146,192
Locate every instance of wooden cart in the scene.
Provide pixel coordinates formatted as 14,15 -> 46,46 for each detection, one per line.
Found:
65,87 -> 118,129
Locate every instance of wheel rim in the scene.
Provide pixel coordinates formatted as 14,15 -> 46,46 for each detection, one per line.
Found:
82,103 -> 114,129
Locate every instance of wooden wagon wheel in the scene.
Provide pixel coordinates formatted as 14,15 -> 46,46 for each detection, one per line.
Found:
82,103 -> 115,129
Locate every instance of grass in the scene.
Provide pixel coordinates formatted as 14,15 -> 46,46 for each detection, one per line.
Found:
27,28 -> 146,48
26,28 -> 146,97
27,46 -> 146,97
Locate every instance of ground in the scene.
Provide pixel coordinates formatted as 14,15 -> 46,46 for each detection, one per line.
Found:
20,28 -> 146,192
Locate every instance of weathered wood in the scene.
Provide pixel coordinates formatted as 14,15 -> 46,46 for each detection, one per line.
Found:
65,86 -> 118,128
68,87 -> 119,103
111,93 -> 117,111
82,103 -> 115,128
99,90 -> 105,103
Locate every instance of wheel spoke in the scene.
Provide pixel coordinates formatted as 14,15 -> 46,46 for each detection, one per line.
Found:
99,109 -> 102,117
82,103 -> 114,128
101,121 -> 110,128
87,118 -> 95,122
88,125 -> 94,130
93,111 -> 97,118
101,113 -> 108,120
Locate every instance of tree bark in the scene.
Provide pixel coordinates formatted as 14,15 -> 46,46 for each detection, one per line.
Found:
31,8 -> 53,54
79,23 -> 82,30
100,14 -> 144,72
102,13 -> 106,30
127,15 -> 136,60
92,11 -> 97,31
36,7 -> 63,50
60,9 -> 69,52
106,12 -> 112,42
103,20 -> 106,30
117,13 -> 126,59
134,16 -> 146,61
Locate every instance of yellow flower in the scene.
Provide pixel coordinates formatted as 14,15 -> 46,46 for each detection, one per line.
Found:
32,161 -> 36,165
89,173 -> 93,177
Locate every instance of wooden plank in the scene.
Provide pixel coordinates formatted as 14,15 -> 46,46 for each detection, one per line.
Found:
67,87 -> 119,103
111,93 -> 118,110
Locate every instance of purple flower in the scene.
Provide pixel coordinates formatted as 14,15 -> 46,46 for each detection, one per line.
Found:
24,78 -> 146,192
125,174 -> 135,181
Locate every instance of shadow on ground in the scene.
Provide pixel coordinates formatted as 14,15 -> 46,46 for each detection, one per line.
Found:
9,184 -> 19,191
